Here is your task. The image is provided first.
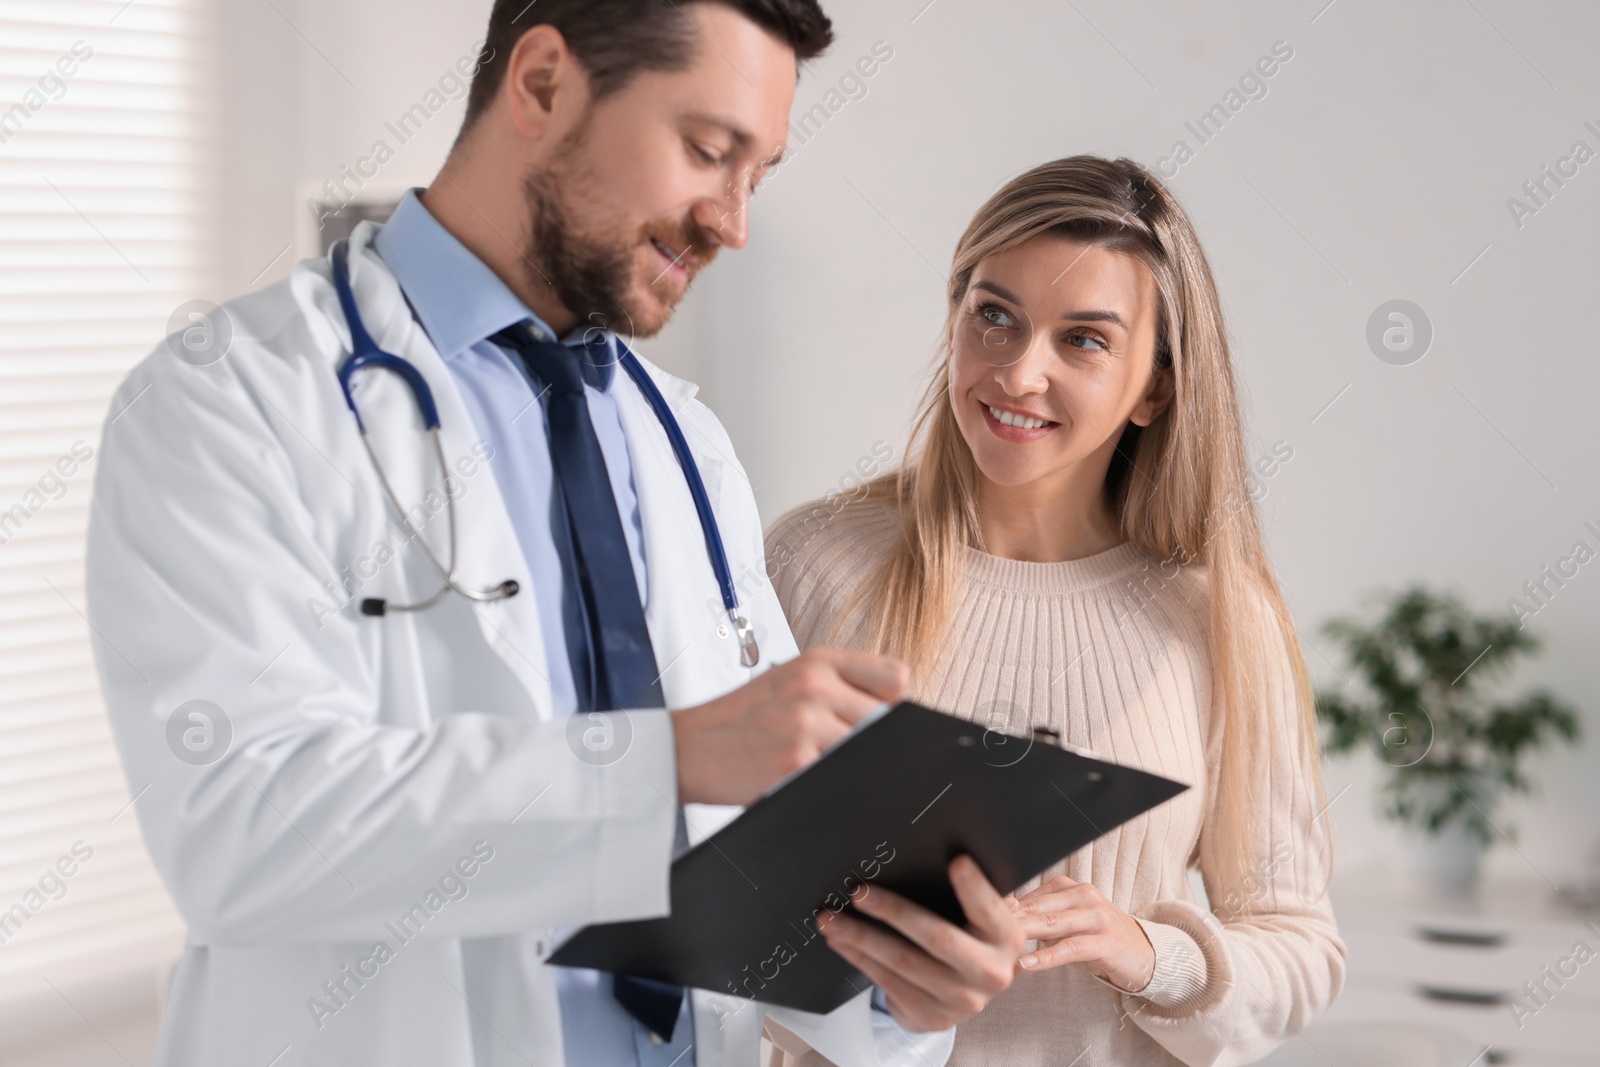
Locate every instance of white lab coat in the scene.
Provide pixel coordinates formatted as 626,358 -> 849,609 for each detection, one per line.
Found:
85,225 -> 954,1067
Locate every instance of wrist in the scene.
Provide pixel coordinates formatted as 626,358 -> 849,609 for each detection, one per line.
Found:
670,705 -> 704,805
1121,918 -> 1210,1009
671,700 -> 736,805
1124,916 -> 1157,993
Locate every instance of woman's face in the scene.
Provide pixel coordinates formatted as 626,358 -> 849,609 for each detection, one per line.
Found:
948,235 -> 1172,496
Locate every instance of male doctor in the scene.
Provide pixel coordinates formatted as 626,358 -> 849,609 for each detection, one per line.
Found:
86,1 -> 1024,1065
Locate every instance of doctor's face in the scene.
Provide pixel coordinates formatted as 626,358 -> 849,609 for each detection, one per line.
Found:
524,5 -> 796,338
948,236 -> 1172,498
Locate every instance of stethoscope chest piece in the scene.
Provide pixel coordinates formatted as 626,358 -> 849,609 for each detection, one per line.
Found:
733,615 -> 759,669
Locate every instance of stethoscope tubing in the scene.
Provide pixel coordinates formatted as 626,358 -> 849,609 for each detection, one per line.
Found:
328,239 -> 756,665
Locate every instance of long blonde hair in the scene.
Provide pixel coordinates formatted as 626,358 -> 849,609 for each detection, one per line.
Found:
850,155 -> 1324,878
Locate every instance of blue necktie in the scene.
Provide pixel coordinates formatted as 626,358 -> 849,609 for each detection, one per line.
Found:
492,323 -> 686,1042
493,323 -> 664,712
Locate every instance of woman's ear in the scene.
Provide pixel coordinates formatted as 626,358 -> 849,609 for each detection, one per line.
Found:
1130,364 -> 1174,427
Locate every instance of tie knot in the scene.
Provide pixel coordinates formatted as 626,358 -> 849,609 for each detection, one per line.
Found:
494,321 -> 611,395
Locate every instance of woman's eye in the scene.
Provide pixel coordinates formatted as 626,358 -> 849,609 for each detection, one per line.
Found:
978,304 -> 1015,328
1064,332 -> 1108,352
690,143 -> 721,166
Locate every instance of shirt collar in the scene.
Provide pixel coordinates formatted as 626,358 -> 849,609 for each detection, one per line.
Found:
373,189 -> 618,387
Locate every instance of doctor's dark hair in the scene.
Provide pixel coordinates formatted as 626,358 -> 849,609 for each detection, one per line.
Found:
461,0 -> 834,130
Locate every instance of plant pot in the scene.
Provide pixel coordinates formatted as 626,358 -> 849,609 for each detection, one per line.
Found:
1401,773 -> 1499,896
1405,819 -> 1487,896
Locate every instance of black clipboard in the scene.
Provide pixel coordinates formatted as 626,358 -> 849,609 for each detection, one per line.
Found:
548,701 -> 1187,1014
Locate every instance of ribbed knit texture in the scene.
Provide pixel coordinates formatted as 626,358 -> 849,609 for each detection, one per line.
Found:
763,495 -> 1345,1067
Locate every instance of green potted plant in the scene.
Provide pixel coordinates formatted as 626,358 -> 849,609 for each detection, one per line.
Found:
1315,586 -> 1581,895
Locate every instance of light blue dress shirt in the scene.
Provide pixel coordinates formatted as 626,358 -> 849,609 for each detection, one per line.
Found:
374,189 -> 694,1067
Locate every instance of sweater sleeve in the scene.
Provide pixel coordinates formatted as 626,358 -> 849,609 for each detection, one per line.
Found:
1120,585 -> 1346,1067
764,495 -> 894,652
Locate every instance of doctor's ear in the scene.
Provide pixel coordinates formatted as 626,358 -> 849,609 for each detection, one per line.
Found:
502,25 -> 589,141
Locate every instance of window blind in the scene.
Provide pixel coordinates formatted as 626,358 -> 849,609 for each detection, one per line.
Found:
0,0 -> 211,1003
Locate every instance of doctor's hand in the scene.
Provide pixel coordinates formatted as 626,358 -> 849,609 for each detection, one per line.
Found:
817,856 -> 1026,1032
1006,875 -> 1156,993
671,649 -> 907,806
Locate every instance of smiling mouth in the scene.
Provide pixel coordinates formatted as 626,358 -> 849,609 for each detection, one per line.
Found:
983,403 -> 1057,431
650,237 -> 694,282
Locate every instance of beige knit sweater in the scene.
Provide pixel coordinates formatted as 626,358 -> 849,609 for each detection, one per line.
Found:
762,494 -> 1345,1067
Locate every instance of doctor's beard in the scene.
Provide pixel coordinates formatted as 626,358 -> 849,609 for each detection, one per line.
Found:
521,165 -> 718,340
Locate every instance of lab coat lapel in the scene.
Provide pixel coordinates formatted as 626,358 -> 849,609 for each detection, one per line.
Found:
342,225 -> 556,716
612,352 -> 750,711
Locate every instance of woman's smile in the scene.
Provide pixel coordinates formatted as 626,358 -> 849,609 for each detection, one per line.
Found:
979,399 -> 1059,442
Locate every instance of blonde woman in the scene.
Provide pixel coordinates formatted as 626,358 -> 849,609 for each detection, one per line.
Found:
764,157 -> 1344,1067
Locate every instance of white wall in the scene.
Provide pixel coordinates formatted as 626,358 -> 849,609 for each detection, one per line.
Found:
216,0 -> 493,293
219,0 -> 1598,884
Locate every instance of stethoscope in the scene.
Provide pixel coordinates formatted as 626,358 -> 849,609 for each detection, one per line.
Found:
330,239 -> 760,669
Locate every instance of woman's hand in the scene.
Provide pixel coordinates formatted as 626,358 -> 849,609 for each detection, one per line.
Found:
1009,875 -> 1156,993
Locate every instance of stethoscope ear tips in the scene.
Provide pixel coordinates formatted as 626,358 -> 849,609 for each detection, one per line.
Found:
498,580 -> 520,599
360,598 -> 387,617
